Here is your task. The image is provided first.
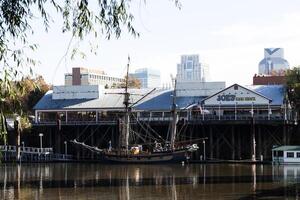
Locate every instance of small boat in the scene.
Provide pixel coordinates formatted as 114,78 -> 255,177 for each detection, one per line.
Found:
72,58 -> 199,163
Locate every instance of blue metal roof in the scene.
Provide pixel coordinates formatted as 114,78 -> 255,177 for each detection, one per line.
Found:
34,89 -> 142,110
134,90 -> 205,111
34,85 -> 285,111
247,85 -> 285,105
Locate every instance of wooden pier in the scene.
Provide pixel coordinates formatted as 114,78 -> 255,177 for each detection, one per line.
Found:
24,117 -> 298,162
0,145 -> 74,162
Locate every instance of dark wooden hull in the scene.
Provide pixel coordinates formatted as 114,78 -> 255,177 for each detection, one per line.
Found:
101,150 -> 189,164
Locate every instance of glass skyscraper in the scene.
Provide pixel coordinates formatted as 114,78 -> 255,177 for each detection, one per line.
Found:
258,48 -> 289,75
130,68 -> 161,88
176,55 -> 209,82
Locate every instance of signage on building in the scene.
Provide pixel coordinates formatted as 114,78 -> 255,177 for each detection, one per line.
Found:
204,84 -> 270,106
217,94 -> 256,102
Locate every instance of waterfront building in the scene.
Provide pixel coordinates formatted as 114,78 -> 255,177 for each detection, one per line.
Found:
202,84 -> 287,120
258,48 -> 289,75
129,68 -> 161,88
34,83 -> 288,124
65,67 -> 124,88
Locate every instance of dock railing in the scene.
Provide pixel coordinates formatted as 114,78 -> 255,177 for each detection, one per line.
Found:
0,145 -> 74,162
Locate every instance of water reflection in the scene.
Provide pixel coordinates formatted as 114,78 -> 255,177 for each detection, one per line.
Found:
1,163 -> 300,199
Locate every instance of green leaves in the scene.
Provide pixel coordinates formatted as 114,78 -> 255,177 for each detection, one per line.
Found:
286,67 -> 300,111
0,112 -> 7,145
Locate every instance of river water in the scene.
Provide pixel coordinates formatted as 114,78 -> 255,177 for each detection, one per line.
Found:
0,163 -> 299,199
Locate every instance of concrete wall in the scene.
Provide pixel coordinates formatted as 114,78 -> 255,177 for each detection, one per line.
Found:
52,85 -> 103,100
177,81 -> 225,97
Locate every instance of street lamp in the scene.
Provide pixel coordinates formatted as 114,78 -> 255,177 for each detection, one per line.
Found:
39,133 -> 43,150
64,141 -> 67,157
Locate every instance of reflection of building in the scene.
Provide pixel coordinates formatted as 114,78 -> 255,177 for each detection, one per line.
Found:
129,68 -> 160,88
65,67 -> 124,87
258,48 -> 289,75
176,55 -> 209,82
272,165 -> 300,181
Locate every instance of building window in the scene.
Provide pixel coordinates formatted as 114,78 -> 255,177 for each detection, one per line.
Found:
277,151 -> 283,157
297,152 -> 300,158
234,85 -> 238,90
287,152 -> 294,158
186,72 -> 192,80
186,61 -> 193,70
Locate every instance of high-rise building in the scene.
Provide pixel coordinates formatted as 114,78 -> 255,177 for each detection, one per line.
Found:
65,67 -> 124,87
176,55 -> 209,82
176,54 -> 224,97
129,68 -> 161,88
258,48 -> 289,75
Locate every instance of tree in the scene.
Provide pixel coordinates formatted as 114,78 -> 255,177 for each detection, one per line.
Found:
286,67 -> 300,114
19,76 -> 51,115
0,0 -> 179,144
0,0 -> 138,144
0,75 -> 49,146
127,75 -> 141,88
115,75 -> 141,89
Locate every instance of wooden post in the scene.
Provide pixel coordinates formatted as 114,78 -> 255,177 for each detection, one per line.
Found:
257,125 -> 262,159
56,116 -> 62,154
283,121 -> 287,145
49,127 -> 53,150
231,125 -> 235,160
237,127 -> 241,160
14,119 -> 21,162
56,128 -> 61,154
91,126 -> 94,159
111,125 -> 115,148
76,127 -> 80,160
209,126 -> 213,160
251,118 -> 256,161
216,127 -> 220,159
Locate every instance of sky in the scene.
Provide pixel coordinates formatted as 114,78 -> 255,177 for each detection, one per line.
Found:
30,0 -> 300,87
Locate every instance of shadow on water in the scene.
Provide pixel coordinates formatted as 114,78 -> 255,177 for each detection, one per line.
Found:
0,163 -> 300,199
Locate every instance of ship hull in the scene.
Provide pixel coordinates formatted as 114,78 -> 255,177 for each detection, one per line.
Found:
101,150 -> 189,164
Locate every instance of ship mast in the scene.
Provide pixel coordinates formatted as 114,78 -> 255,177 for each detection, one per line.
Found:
120,57 -> 130,151
170,79 -> 178,150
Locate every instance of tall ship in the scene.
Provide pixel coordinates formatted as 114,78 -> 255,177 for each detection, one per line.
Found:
72,58 -> 199,163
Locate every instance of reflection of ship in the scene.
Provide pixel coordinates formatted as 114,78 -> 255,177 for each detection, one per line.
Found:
72,58 -> 199,163
0,163 -> 192,199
